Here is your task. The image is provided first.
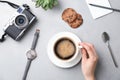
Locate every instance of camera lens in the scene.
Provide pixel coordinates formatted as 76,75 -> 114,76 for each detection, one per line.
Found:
15,14 -> 28,29
18,18 -> 24,24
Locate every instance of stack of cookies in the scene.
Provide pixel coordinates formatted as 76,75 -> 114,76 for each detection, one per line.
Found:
62,8 -> 83,28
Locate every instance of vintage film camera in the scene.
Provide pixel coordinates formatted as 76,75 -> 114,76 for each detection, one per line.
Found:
3,4 -> 36,40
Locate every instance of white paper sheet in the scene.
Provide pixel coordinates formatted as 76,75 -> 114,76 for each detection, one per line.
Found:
85,0 -> 113,19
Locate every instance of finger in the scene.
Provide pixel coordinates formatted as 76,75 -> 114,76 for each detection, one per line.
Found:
82,42 -> 96,53
81,48 -> 87,61
82,42 -> 98,57
80,42 -> 95,57
83,42 -> 95,51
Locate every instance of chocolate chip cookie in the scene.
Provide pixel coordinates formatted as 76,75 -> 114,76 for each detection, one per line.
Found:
68,14 -> 83,28
62,8 -> 77,23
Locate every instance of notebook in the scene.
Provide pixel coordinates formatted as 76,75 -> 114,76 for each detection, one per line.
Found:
85,0 -> 113,19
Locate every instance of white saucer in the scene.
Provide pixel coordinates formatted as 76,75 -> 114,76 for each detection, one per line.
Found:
47,32 -> 82,68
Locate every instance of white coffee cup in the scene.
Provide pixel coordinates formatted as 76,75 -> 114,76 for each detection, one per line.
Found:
52,32 -> 82,63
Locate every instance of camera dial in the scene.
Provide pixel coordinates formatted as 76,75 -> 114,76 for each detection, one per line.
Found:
14,14 -> 29,29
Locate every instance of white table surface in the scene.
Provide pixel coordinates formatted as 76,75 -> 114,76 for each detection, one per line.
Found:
0,0 -> 120,80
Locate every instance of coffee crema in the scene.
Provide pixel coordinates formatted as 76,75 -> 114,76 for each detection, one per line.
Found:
54,38 -> 76,60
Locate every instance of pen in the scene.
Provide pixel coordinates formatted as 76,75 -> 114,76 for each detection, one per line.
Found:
89,3 -> 120,12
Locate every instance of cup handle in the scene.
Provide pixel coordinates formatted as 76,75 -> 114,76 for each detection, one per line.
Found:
78,43 -> 83,49
78,45 -> 83,49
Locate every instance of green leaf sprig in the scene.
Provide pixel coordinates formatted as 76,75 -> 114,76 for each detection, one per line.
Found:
35,0 -> 58,10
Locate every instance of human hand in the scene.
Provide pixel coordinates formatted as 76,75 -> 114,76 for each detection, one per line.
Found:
80,42 -> 98,80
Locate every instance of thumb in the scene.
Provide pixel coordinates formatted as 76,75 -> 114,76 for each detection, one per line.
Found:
81,48 -> 87,61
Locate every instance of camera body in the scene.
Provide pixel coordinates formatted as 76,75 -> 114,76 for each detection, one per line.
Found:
4,5 -> 36,40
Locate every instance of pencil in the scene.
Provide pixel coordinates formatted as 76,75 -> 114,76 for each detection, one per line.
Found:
89,3 -> 120,12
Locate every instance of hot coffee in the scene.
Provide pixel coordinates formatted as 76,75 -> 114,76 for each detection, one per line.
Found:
54,38 -> 76,60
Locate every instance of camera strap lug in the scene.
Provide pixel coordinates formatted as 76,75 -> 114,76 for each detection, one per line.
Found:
23,4 -> 30,10
0,32 -> 7,42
